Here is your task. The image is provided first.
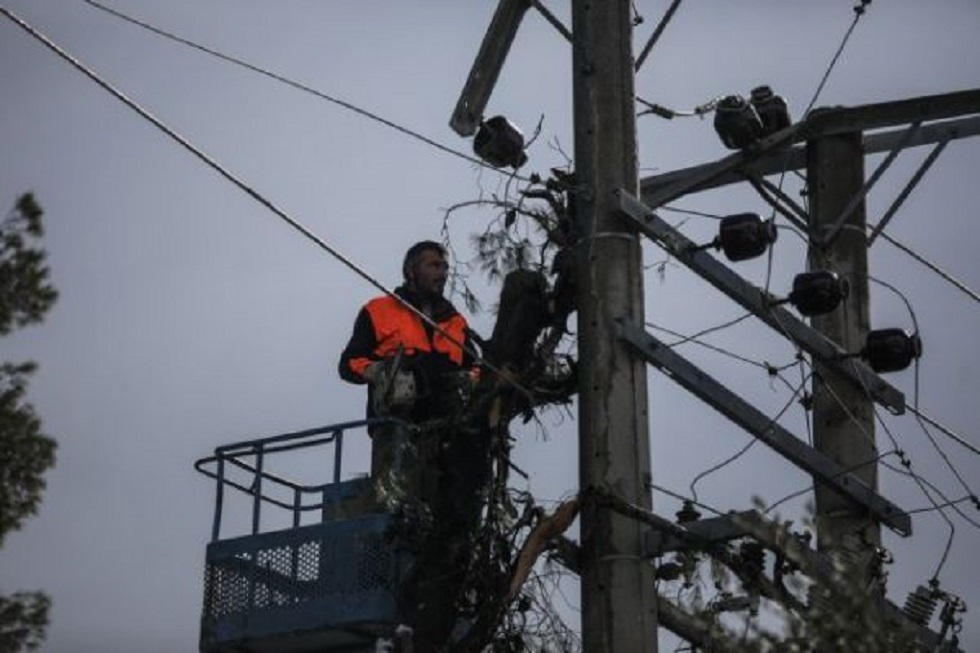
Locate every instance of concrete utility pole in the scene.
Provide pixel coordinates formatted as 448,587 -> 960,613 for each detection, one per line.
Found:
807,132 -> 881,564
571,1 -> 658,650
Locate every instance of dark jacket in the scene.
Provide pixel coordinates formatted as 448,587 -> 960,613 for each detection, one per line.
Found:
338,286 -> 473,421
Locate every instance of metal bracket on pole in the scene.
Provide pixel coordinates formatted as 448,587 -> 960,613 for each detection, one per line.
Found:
742,170 -> 811,234
615,189 -> 906,415
616,318 -> 912,536
868,138 -> 950,246
529,0 -> 572,42
821,122 -> 920,246
449,0 -> 531,137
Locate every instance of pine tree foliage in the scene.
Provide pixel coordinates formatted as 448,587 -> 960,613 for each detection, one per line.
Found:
0,592 -> 50,652
0,193 -> 58,652
0,192 -> 58,336
0,361 -> 56,545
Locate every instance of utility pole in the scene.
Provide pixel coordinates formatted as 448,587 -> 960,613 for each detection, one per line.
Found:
571,1 -> 658,651
807,133 -> 881,565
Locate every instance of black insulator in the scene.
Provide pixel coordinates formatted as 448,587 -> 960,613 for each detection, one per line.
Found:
863,328 -> 923,373
676,501 -> 701,523
903,585 -> 938,626
714,95 -> 764,150
717,213 -> 777,262
750,85 -> 792,135
473,115 -> 528,169
789,270 -> 849,316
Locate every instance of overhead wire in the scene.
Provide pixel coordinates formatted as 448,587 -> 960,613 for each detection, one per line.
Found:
646,481 -> 725,518
646,321 -> 798,379
803,1 -> 870,119
81,0 -> 530,182
903,405 -> 980,457
660,204 -> 725,221
882,460 -> 980,530
754,0 -> 872,265
0,5 -> 536,402
662,312 -> 754,349
873,227 -> 980,305
906,495 -> 978,516
872,405 -> 957,580
764,449 -> 897,516
689,369 -> 813,501
868,274 -> 978,497
912,360 -> 979,501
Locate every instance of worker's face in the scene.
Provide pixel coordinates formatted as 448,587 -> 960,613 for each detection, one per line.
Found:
410,249 -> 449,298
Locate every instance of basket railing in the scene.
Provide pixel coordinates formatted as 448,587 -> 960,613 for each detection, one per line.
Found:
194,418 -> 406,541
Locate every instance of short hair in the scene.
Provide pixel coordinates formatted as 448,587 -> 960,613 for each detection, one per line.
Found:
402,240 -> 447,281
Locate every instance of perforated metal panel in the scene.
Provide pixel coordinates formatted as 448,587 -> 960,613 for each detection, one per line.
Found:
201,514 -> 407,653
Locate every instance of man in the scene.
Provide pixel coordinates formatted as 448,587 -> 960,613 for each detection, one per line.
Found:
338,240 -> 480,509
339,240 -> 484,649
339,240 -> 474,422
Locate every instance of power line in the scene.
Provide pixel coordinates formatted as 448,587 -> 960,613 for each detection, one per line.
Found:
874,227 -> 980,305
689,370 -> 812,501
913,362 -> 978,501
866,276 -> 980,502
646,321 -> 796,375
883,460 -> 980,530
904,404 -> 980,457
907,495 -> 978,516
764,449 -> 896,516
759,0 -> 872,256
646,481 -> 725,518
873,409 -> 958,580
660,205 -> 725,221
0,5 -> 535,401
662,312 -> 754,349
81,0 -> 521,180
802,1 -> 871,119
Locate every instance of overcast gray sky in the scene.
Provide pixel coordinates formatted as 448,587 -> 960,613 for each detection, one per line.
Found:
1,1 -> 979,651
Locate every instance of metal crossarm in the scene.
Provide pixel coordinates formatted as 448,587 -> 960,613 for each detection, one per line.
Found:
449,0 -> 531,137
617,318 -> 912,536
615,188 -> 906,415
639,90 -> 980,203
645,511 -> 758,556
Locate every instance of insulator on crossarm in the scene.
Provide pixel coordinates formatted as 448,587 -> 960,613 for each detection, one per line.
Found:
903,584 -> 939,626
676,500 -> 701,523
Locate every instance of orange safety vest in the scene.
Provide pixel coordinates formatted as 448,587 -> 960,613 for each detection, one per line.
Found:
348,295 -> 468,378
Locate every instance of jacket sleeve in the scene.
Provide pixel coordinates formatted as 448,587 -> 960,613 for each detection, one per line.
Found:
338,307 -> 378,384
